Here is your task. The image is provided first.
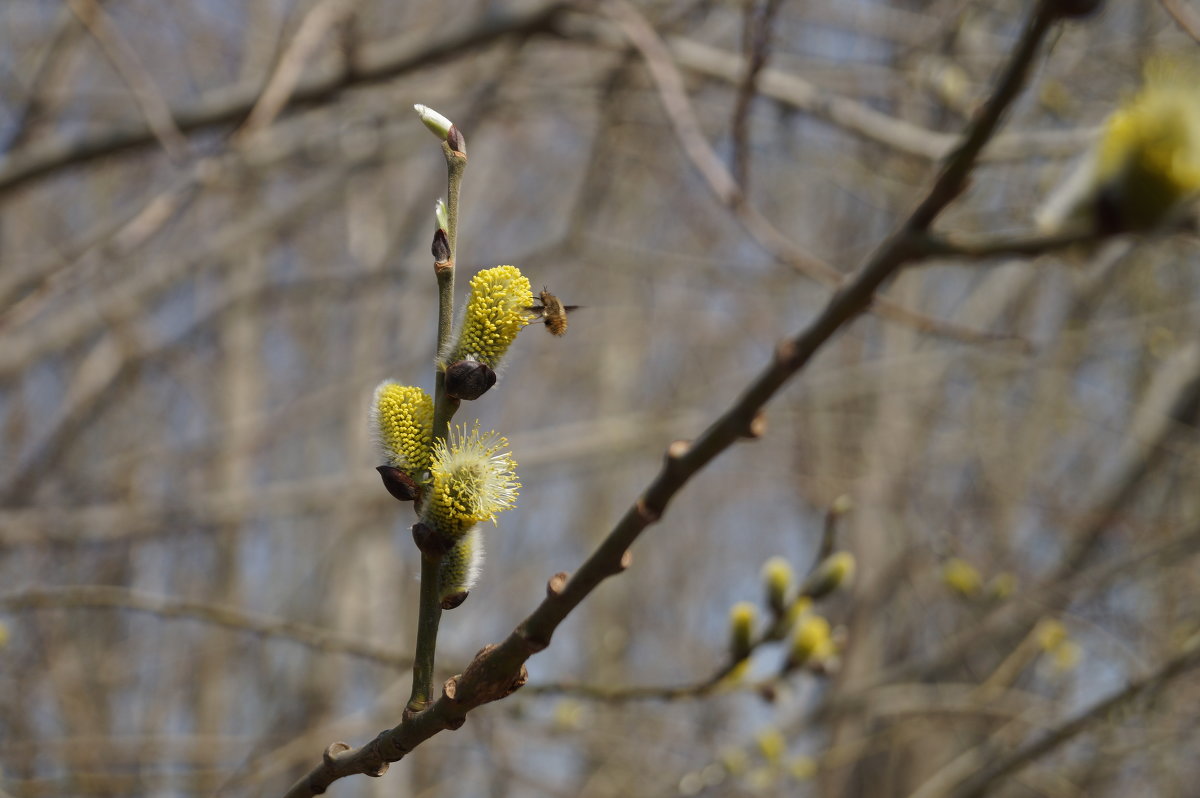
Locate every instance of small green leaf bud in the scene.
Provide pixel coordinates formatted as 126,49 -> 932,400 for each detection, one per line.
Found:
728,601 -> 757,661
1035,618 -> 1068,652
435,198 -> 449,232
755,728 -> 786,764
760,556 -> 793,616
414,103 -> 453,140
941,557 -> 982,598
800,552 -> 855,599
786,613 -> 832,668
444,358 -> 497,400
830,494 -> 853,515
377,465 -> 420,503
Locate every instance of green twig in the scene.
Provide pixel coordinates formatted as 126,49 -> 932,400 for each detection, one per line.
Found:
408,133 -> 468,715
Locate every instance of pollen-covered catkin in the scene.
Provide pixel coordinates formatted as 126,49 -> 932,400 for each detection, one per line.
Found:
445,266 -> 534,369
422,423 -> 520,539
370,382 -> 434,476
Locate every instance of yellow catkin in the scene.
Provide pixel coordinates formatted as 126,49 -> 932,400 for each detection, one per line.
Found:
371,382 -> 433,475
448,265 -> 534,367
424,423 -> 519,538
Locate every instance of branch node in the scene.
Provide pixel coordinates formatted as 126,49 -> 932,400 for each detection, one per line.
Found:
322,742 -> 351,766
774,339 -> 798,368
547,571 -> 569,596
635,498 -> 661,524
619,550 -> 634,571
520,630 -> 550,653
412,522 -> 453,558
666,439 -> 691,461
742,410 -> 767,439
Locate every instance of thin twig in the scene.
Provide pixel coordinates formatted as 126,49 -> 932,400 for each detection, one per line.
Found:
67,0 -> 189,160
731,0 -> 784,191
600,0 -> 1029,349
238,0 -> 362,139
1,6 -> 81,154
0,585 -> 413,669
953,644 -> 1200,798
1160,0 -> 1200,43
408,133 -> 468,716
908,228 -> 1101,261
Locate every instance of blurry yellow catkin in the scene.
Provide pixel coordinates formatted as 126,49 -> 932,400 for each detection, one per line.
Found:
1037,56 -> 1200,233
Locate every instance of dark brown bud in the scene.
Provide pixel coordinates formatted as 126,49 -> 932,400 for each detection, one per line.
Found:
432,228 -> 451,263
441,591 -> 469,610
412,522 -> 452,557
445,359 -> 496,400
447,125 -> 466,155
377,465 -> 420,502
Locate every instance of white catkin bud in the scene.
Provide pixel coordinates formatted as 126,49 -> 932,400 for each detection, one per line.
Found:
414,104 -> 453,140
439,528 -> 484,609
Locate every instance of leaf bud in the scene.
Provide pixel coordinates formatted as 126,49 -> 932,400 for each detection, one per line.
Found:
941,557 -> 982,598
728,601 -> 757,661
760,556 -> 793,616
434,198 -> 449,232
413,103 -> 453,140
800,552 -> 856,599
786,613 -> 832,668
